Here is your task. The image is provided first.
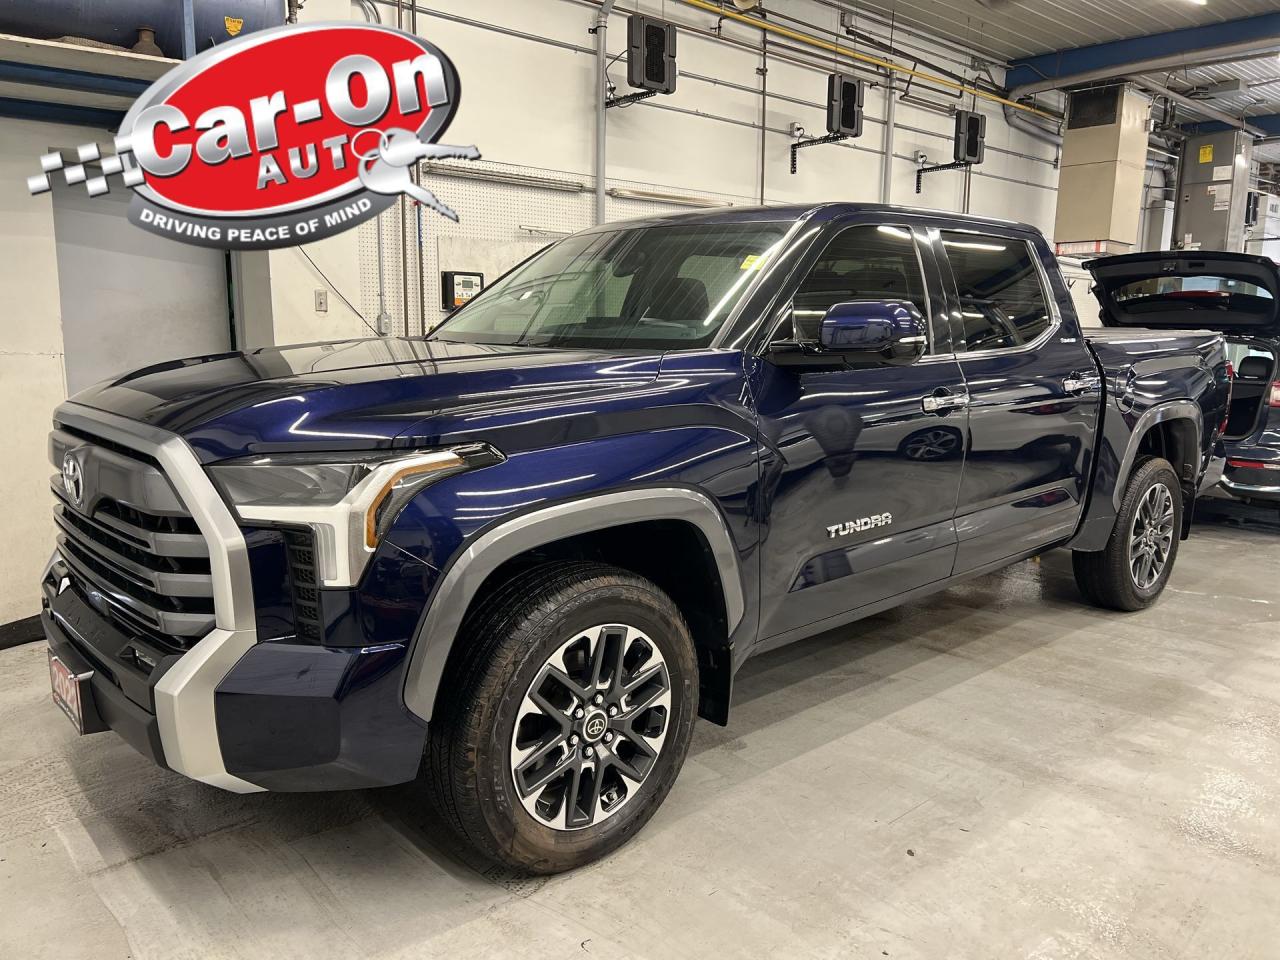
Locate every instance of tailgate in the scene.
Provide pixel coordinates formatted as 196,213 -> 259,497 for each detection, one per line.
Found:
1086,252 -> 1280,336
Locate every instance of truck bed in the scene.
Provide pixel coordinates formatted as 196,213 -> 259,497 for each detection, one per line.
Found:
1085,327 -> 1226,389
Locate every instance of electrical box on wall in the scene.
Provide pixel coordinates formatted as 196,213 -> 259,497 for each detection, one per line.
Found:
442,271 -> 484,311
826,74 -> 863,138
1173,130 -> 1254,252
953,110 -> 986,164
627,15 -> 677,94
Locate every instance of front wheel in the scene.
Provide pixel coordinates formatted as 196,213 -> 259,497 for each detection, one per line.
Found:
424,561 -> 698,874
1072,456 -> 1183,612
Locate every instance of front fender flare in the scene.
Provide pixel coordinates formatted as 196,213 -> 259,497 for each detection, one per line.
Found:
401,487 -> 746,723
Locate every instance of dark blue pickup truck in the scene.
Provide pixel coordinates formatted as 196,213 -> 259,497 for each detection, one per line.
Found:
41,204 -> 1229,873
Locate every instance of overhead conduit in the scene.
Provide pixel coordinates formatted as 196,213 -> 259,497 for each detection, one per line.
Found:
673,0 -> 1059,121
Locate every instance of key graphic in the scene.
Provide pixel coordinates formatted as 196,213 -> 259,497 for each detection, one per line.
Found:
356,128 -> 481,222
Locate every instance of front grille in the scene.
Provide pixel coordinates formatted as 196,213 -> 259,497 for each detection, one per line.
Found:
51,423 -> 214,653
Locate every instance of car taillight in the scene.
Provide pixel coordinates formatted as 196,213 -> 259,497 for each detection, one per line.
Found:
1228,458 -> 1280,471
1270,380 -> 1280,408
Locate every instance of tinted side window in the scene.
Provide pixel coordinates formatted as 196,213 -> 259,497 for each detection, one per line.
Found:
791,225 -> 930,343
942,232 -> 1052,352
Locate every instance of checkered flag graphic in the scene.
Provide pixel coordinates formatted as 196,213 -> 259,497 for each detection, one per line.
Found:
26,137 -> 145,197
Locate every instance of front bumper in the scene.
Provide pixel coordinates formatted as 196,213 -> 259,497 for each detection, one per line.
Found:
42,590 -> 168,767
43,402 -> 434,794
42,552 -> 428,791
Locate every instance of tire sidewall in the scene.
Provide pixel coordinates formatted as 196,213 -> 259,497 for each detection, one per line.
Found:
471,580 -> 698,871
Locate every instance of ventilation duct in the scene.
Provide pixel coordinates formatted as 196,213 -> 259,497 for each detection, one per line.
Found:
1052,85 -> 1152,256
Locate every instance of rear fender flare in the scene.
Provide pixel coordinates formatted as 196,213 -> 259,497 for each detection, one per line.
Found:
1112,399 -> 1202,511
401,487 -> 746,722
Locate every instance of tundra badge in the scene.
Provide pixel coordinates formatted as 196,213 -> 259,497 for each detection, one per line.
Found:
827,513 -> 892,539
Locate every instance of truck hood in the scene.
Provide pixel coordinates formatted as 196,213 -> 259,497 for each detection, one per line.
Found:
68,337 -> 666,462
1087,251 -> 1280,337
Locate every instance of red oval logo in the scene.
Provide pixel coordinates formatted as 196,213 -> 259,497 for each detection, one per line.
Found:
118,22 -> 465,247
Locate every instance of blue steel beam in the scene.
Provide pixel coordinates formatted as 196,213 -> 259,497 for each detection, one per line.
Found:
0,96 -> 124,129
1183,115 -> 1280,138
1007,13 -> 1280,92
0,60 -> 150,98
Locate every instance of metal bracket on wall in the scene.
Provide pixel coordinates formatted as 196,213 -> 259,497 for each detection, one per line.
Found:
606,90 -> 657,110
915,158 -> 971,194
790,133 -> 847,174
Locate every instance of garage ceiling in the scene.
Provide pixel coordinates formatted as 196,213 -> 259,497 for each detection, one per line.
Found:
1143,54 -> 1280,119
850,0 -> 1280,63
1133,54 -> 1280,162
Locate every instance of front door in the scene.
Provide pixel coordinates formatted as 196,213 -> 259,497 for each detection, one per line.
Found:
936,228 -> 1101,572
752,221 -> 968,643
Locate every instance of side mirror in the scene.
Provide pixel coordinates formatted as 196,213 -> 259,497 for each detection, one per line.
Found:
820,301 -> 927,364
770,300 -> 927,368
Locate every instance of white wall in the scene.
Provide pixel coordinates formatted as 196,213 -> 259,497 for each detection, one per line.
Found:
52,181 -> 232,393
0,120 -> 88,624
0,0 -> 1066,626
301,0 -> 1064,334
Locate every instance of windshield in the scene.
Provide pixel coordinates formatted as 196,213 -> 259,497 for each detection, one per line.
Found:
431,221 -> 789,349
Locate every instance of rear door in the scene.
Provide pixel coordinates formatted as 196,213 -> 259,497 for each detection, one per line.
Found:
935,227 -> 1102,573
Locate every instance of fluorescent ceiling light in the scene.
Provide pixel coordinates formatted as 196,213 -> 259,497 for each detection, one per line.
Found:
943,240 -> 1007,252
877,225 -> 913,240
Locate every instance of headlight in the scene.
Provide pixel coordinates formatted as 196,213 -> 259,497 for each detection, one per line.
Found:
208,443 -> 501,587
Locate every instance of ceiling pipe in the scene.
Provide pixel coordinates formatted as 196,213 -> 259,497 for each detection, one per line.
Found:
594,0 -> 617,225
673,0 -> 1058,120
1128,76 -> 1267,138
881,75 -> 896,204
1002,101 -> 1062,148
1002,101 -> 1183,178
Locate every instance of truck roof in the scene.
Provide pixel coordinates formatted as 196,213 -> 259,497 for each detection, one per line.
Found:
581,202 -> 1038,236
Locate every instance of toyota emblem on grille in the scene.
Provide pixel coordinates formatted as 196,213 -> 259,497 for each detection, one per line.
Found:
62,452 -> 84,509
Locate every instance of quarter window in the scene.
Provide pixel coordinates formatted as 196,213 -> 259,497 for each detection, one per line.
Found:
790,225 -> 931,345
942,232 -> 1052,352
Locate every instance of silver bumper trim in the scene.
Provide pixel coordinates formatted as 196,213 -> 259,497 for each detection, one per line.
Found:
53,402 -> 264,794
1221,476 -> 1280,496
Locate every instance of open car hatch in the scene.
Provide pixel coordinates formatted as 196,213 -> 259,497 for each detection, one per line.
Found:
1086,251 -> 1280,336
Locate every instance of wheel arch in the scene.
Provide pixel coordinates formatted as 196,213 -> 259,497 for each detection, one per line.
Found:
1116,401 -> 1202,539
401,487 -> 746,726
1070,398 -> 1204,552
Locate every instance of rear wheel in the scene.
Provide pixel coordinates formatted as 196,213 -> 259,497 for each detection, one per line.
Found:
424,561 -> 698,874
1072,456 -> 1182,611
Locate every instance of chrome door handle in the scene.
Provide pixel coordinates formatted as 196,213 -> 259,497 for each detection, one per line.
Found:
921,391 -> 969,414
1063,374 -> 1102,394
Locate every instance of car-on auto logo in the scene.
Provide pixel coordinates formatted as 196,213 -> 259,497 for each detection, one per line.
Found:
25,22 -> 478,250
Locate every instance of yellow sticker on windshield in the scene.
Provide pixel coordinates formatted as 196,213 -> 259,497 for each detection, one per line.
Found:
740,254 -> 765,270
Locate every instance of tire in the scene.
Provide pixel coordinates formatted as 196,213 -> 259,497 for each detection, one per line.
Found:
1072,456 -> 1183,612
424,561 -> 699,874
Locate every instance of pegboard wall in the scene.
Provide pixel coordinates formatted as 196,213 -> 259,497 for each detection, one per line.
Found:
357,157 -> 758,336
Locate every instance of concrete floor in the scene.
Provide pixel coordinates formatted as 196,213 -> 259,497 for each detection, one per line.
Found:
2,503 -> 1279,960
